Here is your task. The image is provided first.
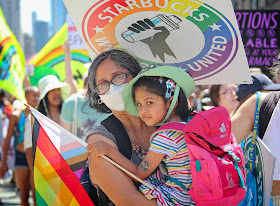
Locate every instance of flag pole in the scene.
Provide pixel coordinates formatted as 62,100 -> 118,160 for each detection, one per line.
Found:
24,103 -> 154,190
100,155 -> 154,190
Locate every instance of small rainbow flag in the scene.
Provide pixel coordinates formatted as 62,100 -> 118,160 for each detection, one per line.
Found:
29,106 -> 95,206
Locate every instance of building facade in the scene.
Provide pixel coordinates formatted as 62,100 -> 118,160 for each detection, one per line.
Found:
23,33 -> 35,59
0,0 -> 22,45
34,20 -> 49,52
50,0 -> 67,37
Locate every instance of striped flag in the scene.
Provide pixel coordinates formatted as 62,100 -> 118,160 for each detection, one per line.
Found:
29,106 -> 94,205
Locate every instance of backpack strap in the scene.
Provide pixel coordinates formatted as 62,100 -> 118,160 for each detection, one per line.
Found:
259,91 -> 280,139
72,95 -> 78,136
228,150 -> 246,189
150,122 -> 188,189
101,115 -> 132,159
97,115 -> 133,206
248,92 -> 262,173
150,122 -> 186,143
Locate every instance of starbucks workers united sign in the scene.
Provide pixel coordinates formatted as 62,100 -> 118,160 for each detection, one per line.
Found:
64,0 -> 252,85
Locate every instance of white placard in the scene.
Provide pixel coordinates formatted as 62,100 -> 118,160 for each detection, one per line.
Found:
243,133 -> 276,206
66,14 -> 86,49
63,0 -> 252,85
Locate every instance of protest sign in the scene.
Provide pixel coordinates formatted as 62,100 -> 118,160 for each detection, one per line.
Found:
66,14 -> 86,49
243,133 -> 276,206
62,0 -> 252,85
235,10 -> 280,69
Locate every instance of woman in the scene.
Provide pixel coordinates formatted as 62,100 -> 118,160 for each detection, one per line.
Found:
37,75 -> 71,124
209,84 -> 239,116
0,87 -> 40,206
232,62 -> 280,205
86,49 -> 157,205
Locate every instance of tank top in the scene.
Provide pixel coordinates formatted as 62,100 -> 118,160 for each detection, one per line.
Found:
14,112 -> 25,147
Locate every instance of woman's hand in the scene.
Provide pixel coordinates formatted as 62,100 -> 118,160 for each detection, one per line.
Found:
86,139 -> 112,157
63,40 -> 70,54
0,161 -> 8,178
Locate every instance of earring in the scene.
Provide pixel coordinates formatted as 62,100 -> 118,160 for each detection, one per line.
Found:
98,99 -> 103,104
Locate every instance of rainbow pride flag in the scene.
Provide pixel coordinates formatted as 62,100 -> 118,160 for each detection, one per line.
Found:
29,106 -> 94,205
0,6 -> 26,102
27,23 -> 91,89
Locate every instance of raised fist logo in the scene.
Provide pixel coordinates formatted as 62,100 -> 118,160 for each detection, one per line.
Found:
121,14 -> 182,62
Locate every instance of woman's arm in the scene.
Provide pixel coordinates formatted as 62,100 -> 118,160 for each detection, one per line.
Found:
87,139 -> 164,180
86,133 -> 118,184
89,154 -> 157,206
63,41 -> 78,94
0,113 -> 17,177
232,93 -> 265,144
87,134 -> 157,205
60,120 -> 72,133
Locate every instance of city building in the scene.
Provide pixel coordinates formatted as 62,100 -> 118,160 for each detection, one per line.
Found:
34,20 -> 49,52
23,33 -> 35,59
0,0 -> 22,45
50,0 -> 67,37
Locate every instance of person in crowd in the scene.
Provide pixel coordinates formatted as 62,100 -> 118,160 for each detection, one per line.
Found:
188,86 -> 206,112
37,75 -> 71,125
60,60 -> 109,141
60,61 -> 110,204
85,49 -> 157,205
232,61 -> 280,206
0,89 -> 10,143
0,89 -> 14,179
235,73 -> 280,109
23,111 -> 36,206
209,84 -> 239,116
87,66 -> 196,205
0,89 -> 14,206
23,87 -> 42,206
0,87 -> 40,206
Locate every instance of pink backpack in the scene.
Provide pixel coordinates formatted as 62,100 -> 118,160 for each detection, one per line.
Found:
152,106 -> 246,206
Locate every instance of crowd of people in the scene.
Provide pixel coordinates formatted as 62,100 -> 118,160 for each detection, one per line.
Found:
0,46 -> 280,206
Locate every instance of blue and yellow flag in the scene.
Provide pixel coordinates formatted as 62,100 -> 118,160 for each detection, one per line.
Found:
0,6 -> 26,102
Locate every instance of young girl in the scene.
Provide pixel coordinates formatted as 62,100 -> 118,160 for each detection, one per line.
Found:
87,66 -> 196,206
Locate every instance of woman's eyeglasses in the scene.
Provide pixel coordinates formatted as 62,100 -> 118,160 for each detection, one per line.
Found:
95,72 -> 131,95
218,89 -> 236,96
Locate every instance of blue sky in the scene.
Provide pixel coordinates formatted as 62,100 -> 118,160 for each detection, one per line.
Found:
21,0 -> 51,34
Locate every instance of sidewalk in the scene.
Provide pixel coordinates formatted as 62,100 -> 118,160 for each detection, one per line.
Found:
0,179 -> 34,206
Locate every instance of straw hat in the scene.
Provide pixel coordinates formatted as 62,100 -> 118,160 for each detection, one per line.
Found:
38,75 -> 71,101
123,66 -> 195,117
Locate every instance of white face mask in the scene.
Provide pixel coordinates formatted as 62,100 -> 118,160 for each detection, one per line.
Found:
99,84 -> 127,112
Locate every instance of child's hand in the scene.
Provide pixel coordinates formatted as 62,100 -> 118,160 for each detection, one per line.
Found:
86,140 -> 111,157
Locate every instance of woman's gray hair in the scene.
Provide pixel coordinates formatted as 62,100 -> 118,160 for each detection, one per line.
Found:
86,49 -> 142,113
